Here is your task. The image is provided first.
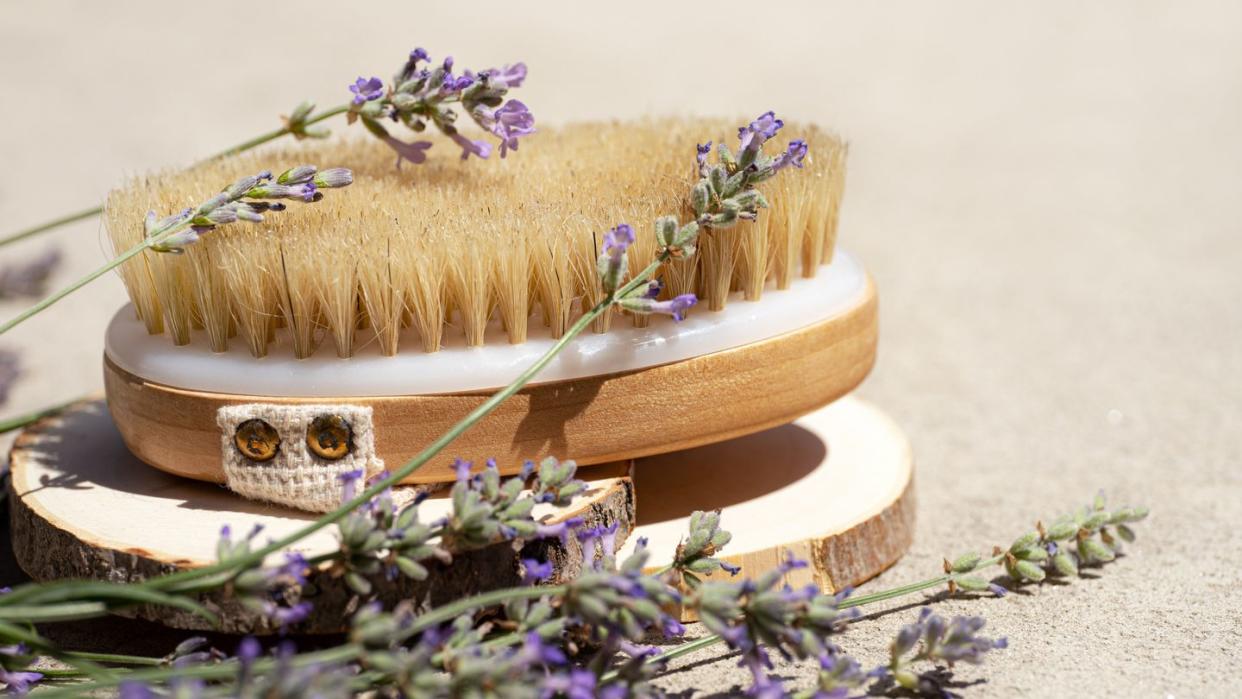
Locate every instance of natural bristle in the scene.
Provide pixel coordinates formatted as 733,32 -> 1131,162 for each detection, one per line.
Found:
105,118 -> 847,358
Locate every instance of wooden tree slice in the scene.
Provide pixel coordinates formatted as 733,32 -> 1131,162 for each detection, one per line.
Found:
624,395 -> 915,615
8,396 -> 914,632
7,400 -> 635,635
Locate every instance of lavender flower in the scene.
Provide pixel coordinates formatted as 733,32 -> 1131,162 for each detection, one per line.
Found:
887,608 -> 1007,692
671,509 -> 739,583
349,76 -> 385,105
0,642 -> 41,695
696,141 -> 713,176
482,63 -> 528,89
772,138 -> 809,172
338,468 -> 365,503
597,223 -> 635,294
484,100 -> 536,157
0,349 -> 18,406
618,290 -> 698,322
0,249 -> 61,298
449,132 -> 493,160
521,558 -> 554,585
691,557 -> 857,695
814,650 -> 878,699
531,456 -> 588,506
737,110 -> 784,155
351,48 -> 534,169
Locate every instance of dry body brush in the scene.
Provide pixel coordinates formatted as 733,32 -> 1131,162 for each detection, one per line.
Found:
106,119 -> 845,360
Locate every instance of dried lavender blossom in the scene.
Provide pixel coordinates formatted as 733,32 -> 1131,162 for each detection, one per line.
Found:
885,608 -> 1007,694
944,492 -> 1150,594
671,509 -> 740,584
0,248 -> 60,298
148,166 -> 352,254
348,48 -> 534,168
0,349 -> 18,406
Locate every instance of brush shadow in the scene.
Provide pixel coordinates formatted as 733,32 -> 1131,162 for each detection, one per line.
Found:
632,422 -> 827,525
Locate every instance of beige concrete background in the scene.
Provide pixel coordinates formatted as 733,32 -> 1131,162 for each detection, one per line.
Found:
1,1 -> 1239,696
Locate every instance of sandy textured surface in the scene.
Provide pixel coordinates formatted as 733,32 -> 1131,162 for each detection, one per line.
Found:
1,2 -> 1239,696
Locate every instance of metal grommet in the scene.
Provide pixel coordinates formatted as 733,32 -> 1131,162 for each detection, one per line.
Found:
234,419 -> 280,462
307,414 -> 352,461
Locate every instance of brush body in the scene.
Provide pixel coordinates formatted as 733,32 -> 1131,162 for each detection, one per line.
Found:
104,254 -> 876,484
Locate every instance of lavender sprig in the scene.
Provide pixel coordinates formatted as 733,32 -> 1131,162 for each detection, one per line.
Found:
943,491 -> 1150,593
669,509 -> 739,584
348,48 -> 534,167
146,165 -> 352,254
884,609 -> 1007,695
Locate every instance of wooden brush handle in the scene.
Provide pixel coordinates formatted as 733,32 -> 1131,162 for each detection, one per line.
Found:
104,279 -> 876,484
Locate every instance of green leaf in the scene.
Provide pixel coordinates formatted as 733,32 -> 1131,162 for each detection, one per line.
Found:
1052,552 -> 1078,577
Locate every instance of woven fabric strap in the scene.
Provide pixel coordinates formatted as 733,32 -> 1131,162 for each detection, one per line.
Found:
217,403 -> 384,513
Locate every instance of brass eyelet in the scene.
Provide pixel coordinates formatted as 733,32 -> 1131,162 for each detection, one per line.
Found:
307,414 -> 352,461
234,419 -> 280,462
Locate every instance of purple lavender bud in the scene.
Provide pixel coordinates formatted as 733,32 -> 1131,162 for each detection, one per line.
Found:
696,141 -> 712,175
487,99 -> 536,157
119,682 -> 158,699
637,279 -> 662,299
603,223 -> 635,258
521,631 -> 568,666
276,165 -> 317,185
988,583 -> 1008,597
338,468 -> 364,502
535,518 -> 580,546
652,294 -> 698,321
453,458 -> 473,482
153,228 -> 201,253
349,76 -> 385,105
441,74 -> 475,93
597,223 -> 635,294
599,521 -> 620,559
737,110 -> 784,153
236,637 -> 261,666
892,623 -> 921,658
720,560 -> 742,576
0,670 -> 42,694
521,558 -> 554,585
442,55 -> 454,71
449,132 -> 493,160
771,138 -> 809,172
662,616 -> 687,637
288,182 -> 319,202
268,601 -> 312,629
381,134 -> 434,168
312,168 -> 353,189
